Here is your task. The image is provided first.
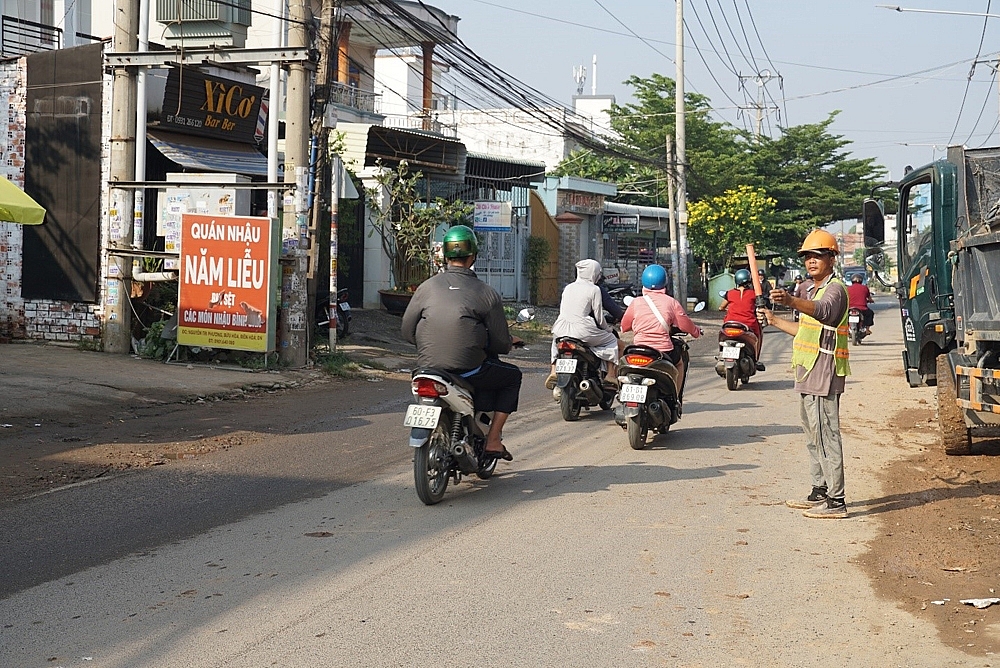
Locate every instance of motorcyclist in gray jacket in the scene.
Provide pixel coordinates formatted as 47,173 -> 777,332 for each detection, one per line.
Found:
401,225 -> 521,462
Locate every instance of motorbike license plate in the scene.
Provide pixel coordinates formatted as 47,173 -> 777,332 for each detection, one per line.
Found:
849,315 -> 860,324
340,302 -> 351,311
619,383 -> 648,403
403,404 -> 441,428
555,358 -> 578,374
721,346 -> 741,360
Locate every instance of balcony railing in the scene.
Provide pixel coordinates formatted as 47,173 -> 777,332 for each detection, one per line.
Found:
382,114 -> 458,138
2,15 -> 60,57
330,82 -> 381,115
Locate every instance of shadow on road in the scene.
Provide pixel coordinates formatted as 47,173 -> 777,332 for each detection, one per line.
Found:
642,423 -> 801,451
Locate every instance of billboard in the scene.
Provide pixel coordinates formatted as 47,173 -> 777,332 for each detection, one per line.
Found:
603,214 -> 640,234
154,67 -> 265,144
177,214 -> 279,352
473,201 -> 512,232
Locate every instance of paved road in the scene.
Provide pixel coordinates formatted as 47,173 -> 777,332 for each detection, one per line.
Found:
0,299 -> 980,666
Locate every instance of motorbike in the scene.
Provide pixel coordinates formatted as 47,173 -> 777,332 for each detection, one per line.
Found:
316,288 -> 352,339
403,308 -> 533,505
553,335 -> 618,421
615,300 -> 704,449
715,321 -> 760,391
848,307 -> 869,345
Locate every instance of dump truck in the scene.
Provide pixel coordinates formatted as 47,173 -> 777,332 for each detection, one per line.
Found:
864,145 -> 1000,454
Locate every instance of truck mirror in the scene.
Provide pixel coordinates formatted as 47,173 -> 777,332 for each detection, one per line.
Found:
862,198 -> 885,247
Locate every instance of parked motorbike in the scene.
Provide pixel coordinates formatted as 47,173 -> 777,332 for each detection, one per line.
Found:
316,288 -> 352,339
715,321 -> 760,391
615,301 -> 704,449
848,307 -> 868,345
553,336 -> 618,421
403,308 -> 533,505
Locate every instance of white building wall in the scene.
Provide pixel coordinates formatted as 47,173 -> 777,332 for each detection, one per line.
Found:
437,108 -> 575,172
374,55 -> 421,117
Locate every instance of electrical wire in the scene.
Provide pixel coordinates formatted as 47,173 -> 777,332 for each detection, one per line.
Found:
949,0 -> 992,144
740,0 -> 786,124
963,72 -> 997,146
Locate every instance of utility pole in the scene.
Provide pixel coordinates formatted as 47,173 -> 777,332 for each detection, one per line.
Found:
675,0 -> 688,304
666,136 -> 680,297
104,0 -> 139,354
280,0 -> 312,367
310,0 -> 337,350
738,70 -> 781,138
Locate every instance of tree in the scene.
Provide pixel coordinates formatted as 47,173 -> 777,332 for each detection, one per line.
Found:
368,160 -> 472,291
744,112 -> 887,241
554,74 -> 748,206
688,185 -> 783,270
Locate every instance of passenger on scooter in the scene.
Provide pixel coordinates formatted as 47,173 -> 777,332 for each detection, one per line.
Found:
597,272 -> 626,324
846,274 -> 875,334
719,268 -> 766,371
620,264 -> 702,371
401,225 -> 521,462
545,259 -> 625,389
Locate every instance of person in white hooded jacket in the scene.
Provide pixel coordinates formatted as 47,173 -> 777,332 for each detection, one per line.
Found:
544,259 -> 625,388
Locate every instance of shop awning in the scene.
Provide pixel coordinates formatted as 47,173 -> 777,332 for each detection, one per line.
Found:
148,130 -> 271,177
0,176 -> 46,225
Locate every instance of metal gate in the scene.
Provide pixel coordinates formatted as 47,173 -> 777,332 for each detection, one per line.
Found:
474,207 -> 526,300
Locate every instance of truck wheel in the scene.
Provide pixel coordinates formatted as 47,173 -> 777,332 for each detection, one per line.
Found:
936,355 -> 972,455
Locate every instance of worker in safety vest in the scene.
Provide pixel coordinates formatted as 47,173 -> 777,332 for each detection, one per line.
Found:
763,229 -> 851,519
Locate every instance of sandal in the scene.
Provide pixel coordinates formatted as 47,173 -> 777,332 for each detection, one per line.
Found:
484,446 -> 514,462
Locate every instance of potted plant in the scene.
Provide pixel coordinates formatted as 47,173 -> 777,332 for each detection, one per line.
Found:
368,160 -> 472,314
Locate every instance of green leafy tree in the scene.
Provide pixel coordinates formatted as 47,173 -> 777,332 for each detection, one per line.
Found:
688,185 -> 783,271
554,74 -> 748,206
744,112 -> 887,249
368,160 -> 472,291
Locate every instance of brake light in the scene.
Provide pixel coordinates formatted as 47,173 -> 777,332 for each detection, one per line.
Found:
723,327 -> 744,337
412,378 -> 448,397
557,341 -> 577,352
624,354 -> 654,366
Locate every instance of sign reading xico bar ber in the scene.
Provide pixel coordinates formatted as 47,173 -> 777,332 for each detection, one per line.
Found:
177,214 -> 279,352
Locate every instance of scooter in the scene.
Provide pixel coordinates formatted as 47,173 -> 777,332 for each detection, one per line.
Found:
317,287 -> 352,339
614,300 -> 704,449
848,307 -> 868,345
404,308 -> 533,505
715,321 -> 760,391
553,336 -> 617,421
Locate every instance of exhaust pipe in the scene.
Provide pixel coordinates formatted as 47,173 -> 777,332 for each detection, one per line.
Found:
646,399 -> 665,427
451,441 -> 479,474
578,379 -> 603,403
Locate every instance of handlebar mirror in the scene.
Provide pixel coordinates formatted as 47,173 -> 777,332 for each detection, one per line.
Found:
718,290 -> 728,298
515,308 -> 535,323
693,301 -> 706,312
623,295 -> 635,306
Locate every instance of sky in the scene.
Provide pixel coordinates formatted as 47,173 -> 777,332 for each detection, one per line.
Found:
425,0 -> 1000,181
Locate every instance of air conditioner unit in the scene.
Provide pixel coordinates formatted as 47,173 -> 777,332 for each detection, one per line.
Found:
155,0 -> 252,48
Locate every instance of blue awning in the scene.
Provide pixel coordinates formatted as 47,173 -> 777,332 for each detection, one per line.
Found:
148,130 -> 272,177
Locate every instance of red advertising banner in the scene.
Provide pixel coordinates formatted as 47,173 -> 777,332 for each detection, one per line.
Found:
177,213 -> 279,352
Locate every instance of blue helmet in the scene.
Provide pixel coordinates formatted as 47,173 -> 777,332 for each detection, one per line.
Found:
641,264 -> 668,290
734,268 -> 752,287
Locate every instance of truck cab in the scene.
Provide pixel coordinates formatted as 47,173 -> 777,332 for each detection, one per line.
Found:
865,145 -> 1000,454
889,159 -> 958,387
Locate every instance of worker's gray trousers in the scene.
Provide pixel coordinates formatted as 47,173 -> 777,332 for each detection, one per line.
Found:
800,392 -> 845,501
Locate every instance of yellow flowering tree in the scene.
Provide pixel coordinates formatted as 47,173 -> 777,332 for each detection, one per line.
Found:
688,185 -> 782,271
